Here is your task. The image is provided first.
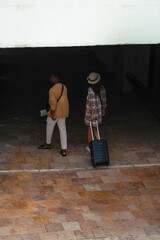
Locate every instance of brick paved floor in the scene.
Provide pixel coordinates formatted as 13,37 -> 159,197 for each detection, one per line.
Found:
0,110 -> 160,171
0,167 -> 160,239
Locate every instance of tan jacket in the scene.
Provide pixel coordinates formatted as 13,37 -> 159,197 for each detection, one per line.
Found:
48,83 -> 69,119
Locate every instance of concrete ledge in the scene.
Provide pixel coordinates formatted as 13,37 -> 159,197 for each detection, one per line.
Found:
0,163 -> 160,174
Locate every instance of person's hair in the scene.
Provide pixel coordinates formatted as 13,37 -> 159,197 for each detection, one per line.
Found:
89,81 -> 102,97
51,72 -> 61,79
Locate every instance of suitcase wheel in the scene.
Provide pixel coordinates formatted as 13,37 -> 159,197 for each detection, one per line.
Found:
106,161 -> 110,166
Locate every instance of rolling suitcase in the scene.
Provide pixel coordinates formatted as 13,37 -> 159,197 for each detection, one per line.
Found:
89,121 -> 110,168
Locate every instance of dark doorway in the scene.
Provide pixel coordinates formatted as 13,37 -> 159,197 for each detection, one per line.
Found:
0,45 -> 160,171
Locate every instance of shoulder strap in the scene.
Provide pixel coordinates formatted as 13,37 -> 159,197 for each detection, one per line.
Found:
57,84 -> 64,102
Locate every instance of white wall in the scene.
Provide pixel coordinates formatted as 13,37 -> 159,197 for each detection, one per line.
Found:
0,0 -> 160,48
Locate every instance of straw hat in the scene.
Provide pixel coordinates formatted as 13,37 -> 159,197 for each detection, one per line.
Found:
87,72 -> 101,85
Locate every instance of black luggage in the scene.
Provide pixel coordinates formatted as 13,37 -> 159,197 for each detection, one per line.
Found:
89,121 -> 110,168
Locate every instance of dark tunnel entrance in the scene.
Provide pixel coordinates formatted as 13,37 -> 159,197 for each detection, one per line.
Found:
0,45 -> 160,171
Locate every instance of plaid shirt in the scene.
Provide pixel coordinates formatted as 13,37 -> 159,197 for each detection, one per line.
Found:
85,86 -> 107,126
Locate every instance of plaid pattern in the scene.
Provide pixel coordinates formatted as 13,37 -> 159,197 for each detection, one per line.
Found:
85,86 -> 107,126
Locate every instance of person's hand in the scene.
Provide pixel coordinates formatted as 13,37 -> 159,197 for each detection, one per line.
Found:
51,110 -> 56,121
102,108 -> 105,117
51,115 -> 56,121
89,115 -> 94,121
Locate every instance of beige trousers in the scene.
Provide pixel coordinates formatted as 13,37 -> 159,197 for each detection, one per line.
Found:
46,117 -> 67,149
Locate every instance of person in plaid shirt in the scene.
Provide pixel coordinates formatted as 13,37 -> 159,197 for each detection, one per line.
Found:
85,72 -> 107,152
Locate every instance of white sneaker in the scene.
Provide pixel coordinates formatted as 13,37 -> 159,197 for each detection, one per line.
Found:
85,146 -> 90,153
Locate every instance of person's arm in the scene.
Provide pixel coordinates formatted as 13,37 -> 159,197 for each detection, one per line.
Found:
49,89 -> 57,120
50,110 -> 56,120
90,109 -> 94,121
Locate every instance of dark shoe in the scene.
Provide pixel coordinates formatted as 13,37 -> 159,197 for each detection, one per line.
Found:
60,149 -> 67,157
38,144 -> 52,149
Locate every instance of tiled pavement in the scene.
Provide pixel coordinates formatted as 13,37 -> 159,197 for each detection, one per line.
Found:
0,116 -> 160,171
0,167 -> 160,239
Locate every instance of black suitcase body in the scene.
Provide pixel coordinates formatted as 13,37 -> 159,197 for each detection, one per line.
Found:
89,121 -> 110,168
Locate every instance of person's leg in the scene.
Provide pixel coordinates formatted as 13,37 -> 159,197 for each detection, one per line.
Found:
46,117 -> 57,144
57,118 -> 67,152
88,125 -> 92,144
93,126 -> 99,140
85,125 -> 92,152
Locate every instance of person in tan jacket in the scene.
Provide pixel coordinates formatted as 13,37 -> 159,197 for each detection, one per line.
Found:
38,74 -> 69,156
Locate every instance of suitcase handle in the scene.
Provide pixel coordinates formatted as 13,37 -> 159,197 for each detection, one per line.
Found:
89,121 -> 101,141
